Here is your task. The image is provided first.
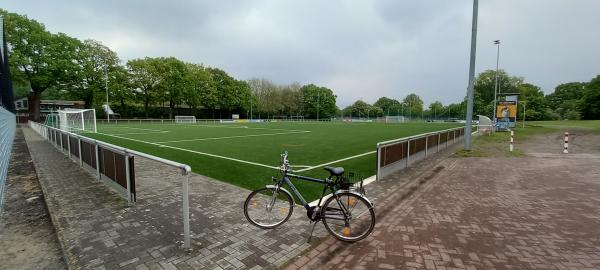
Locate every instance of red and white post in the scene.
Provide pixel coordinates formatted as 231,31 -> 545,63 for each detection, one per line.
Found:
563,132 -> 569,154
510,130 -> 514,152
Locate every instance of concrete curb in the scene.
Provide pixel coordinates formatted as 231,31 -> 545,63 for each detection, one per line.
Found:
22,126 -> 78,270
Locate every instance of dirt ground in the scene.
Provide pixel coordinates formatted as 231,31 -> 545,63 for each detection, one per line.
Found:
0,128 -> 66,270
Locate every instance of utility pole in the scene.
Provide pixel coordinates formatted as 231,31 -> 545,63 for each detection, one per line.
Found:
105,66 -> 110,123
464,0 -> 479,151
492,40 -> 501,132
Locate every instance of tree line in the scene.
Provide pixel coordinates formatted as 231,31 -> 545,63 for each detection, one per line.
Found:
1,9 -> 337,121
3,9 -> 599,121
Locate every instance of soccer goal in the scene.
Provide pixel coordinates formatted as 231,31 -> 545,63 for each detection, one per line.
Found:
175,115 -> 196,124
385,116 -> 406,123
58,109 -> 97,133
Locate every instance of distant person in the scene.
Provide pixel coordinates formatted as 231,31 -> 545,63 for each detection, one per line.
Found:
501,106 -> 510,122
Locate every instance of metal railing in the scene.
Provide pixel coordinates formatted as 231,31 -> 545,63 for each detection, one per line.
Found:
28,121 -> 193,248
0,107 -> 16,215
376,126 -> 466,180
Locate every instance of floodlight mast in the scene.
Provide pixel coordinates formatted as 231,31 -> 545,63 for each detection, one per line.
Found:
492,40 -> 500,133
105,66 -> 109,123
464,0 -> 478,151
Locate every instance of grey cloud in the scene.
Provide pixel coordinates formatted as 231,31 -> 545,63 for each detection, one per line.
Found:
3,0 -> 600,107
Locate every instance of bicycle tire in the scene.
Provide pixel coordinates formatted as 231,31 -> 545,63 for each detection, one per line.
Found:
321,192 -> 375,242
244,187 -> 294,229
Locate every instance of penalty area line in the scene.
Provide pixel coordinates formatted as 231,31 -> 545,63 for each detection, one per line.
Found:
295,150 -> 377,173
94,132 -> 280,170
155,130 -> 311,144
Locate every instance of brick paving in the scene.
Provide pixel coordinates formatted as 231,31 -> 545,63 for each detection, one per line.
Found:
22,127 -> 332,269
286,133 -> 600,269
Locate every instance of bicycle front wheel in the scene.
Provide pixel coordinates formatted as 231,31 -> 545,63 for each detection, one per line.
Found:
322,192 -> 375,242
244,187 -> 294,229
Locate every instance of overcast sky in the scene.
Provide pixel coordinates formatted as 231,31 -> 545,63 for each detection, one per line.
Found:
4,0 -> 600,107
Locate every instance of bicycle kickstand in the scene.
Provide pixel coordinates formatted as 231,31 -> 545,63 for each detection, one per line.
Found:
307,221 -> 319,243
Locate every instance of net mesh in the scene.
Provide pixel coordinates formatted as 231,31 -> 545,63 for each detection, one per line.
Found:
58,109 -> 97,133
385,116 -> 405,123
175,116 -> 196,124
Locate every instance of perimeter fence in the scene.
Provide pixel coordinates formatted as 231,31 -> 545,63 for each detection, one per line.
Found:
28,121 -> 194,248
376,126 -> 466,179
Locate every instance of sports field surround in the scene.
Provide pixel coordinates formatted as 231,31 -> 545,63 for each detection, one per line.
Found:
84,121 -> 461,200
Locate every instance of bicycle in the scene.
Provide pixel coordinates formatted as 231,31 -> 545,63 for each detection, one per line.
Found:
243,151 -> 375,242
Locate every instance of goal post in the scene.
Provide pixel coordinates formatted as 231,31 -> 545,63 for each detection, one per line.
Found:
58,109 -> 97,133
385,116 -> 406,123
175,115 -> 196,124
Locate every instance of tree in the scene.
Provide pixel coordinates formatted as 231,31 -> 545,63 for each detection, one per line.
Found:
154,57 -> 187,119
517,83 -> 546,121
580,75 -> 600,119
473,70 -> 523,117
402,93 -> 424,118
546,82 -> 586,119
429,101 -> 444,120
1,9 -> 80,121
183,63 -> 214,116
127,58 -> 161,118
374,97 -> 401,116
300,84 -> 337,119
68,39 -> 120,108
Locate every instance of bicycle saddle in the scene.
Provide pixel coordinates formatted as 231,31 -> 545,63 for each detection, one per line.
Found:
324,166 -> 344,176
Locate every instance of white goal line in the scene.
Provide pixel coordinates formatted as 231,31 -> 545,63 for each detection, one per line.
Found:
155,131 -> 312,144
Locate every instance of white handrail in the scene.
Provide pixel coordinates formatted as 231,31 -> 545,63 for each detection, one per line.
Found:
28,121 -> 192,248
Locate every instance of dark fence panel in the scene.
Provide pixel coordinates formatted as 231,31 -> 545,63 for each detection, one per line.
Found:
69,136 -> 79,157
61,134 -> 68,150
414,137 -> 426,153
382,141 -> 407,167
80,140 -> 96,169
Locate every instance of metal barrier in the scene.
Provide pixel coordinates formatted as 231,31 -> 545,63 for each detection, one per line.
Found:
28,121 -> 193,248
0,107 -> 16,214
376,126 -> 466,179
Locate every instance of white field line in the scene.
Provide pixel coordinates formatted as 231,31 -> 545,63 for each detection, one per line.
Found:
109,127 -> 168,132
109,131 -> 170,135
295,150 -> 377,172
155,131 -> 311,144
95,132 -> 280,170
164,123 -> 311,133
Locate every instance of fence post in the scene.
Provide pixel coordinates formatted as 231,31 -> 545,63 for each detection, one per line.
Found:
510,130 -> 514,152
78,137 -> 83,166
406,140 -> 411,166
425,136 -> 429,157
437,133 -> 441,152
563,132 -> 569,154
67,135 -> 72,158
182,169 -> 191,249
60,132 -> 64,152
125,154 -> 132,205
95,144 -> 101,180
453,130 -> 456,144
376,145 -> 381,180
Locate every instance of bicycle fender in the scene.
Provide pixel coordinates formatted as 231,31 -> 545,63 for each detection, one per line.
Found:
265,185 -> 295,204
334,190 -> 374,208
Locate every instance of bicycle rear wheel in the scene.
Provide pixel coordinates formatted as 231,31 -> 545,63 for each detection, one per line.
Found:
244,187 -> 294,229
322,192 -> 375,242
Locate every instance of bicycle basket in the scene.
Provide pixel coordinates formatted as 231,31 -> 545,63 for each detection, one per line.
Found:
337,171 -> 367,196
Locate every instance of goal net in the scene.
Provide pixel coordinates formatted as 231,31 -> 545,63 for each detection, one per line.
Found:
385,116 -> 406,123
58,109 -> 97,133
175,115 -> 196,124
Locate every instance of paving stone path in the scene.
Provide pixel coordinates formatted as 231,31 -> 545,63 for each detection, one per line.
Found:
22,127 -> 331,270
287,133 -> 600,269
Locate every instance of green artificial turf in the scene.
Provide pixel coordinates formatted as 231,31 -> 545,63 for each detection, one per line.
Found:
84,121 -> 461,201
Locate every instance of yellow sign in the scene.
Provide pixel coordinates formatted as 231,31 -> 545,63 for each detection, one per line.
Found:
496,101 -> 517,119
